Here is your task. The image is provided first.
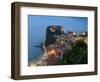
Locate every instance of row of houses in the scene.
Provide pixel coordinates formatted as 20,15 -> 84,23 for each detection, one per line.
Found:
67,31 -> 88,44
45,25 -> 88,46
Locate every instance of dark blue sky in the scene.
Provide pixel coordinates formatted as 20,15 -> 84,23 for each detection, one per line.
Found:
28,15 -> 88,61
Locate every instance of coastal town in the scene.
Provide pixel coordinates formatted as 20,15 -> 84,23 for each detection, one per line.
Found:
29,25 -> 87,66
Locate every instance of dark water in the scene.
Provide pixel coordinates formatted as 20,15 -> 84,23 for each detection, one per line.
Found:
28,15 -> 88,63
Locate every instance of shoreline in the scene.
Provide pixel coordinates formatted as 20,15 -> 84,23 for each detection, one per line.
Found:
28,52 -> 47,66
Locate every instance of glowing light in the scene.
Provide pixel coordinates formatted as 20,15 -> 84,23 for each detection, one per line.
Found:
51,50 -> 55,54
82,32 -> 85,35
73,32 -> 76,35
61,41 -> 64,44
47,49 -> 56,55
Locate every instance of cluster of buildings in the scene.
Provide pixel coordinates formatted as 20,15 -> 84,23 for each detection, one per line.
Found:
45,25 -> 88,47
32,25 -> 88,66
45,25 -> 88,65
66,31 -> 88,44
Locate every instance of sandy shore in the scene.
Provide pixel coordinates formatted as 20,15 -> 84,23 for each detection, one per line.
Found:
28,52 -> 48,66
